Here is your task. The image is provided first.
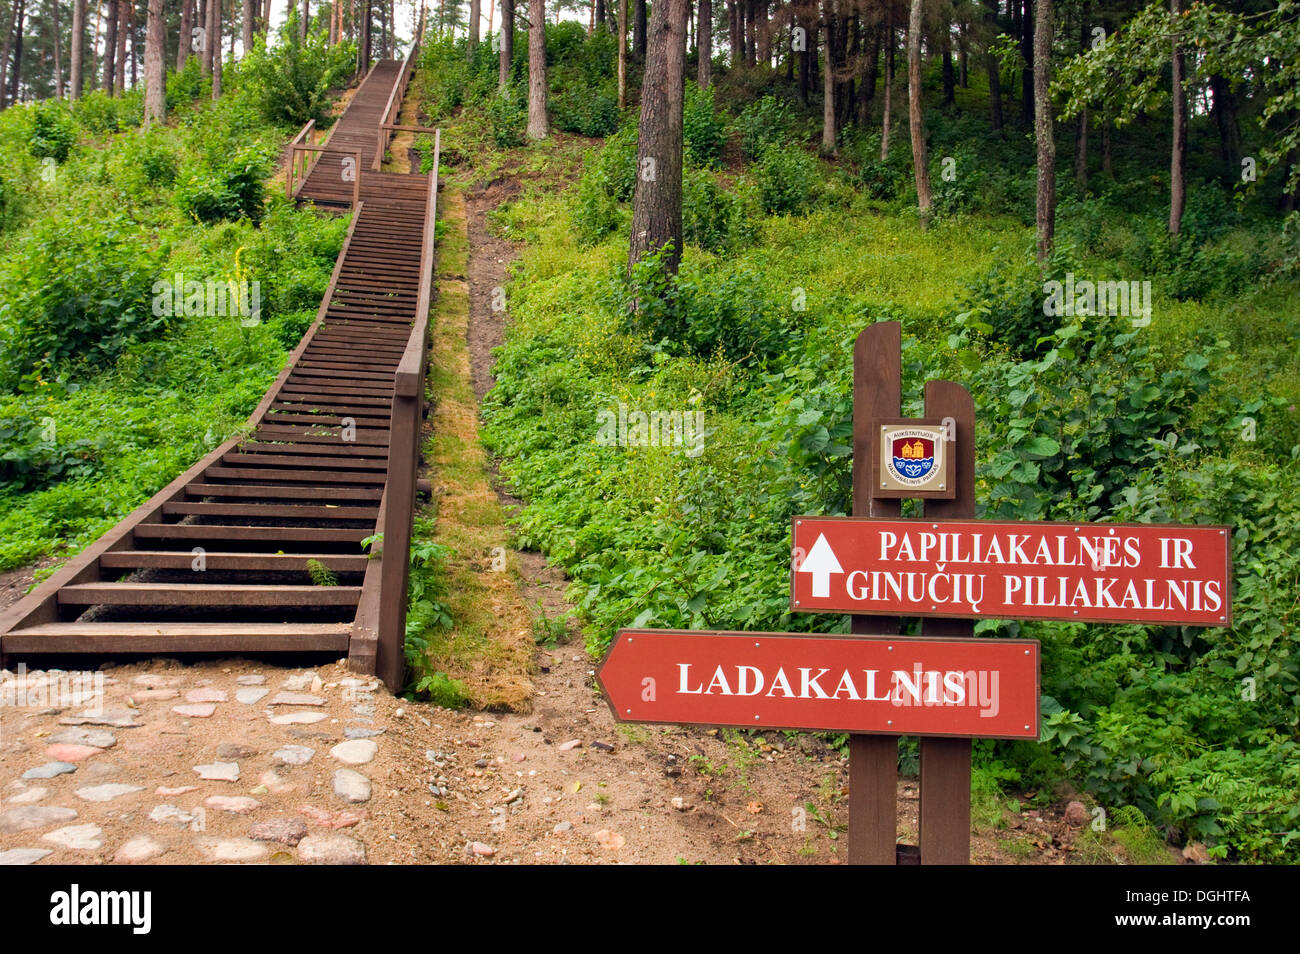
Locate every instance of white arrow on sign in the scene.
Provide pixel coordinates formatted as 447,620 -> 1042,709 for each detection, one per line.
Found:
798,533 -> 843,598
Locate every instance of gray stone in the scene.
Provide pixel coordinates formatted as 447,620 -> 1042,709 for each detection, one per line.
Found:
205,795 -> 260,814
59,708 -> 139,728
8,787 -> 48,804
193,761 -> 240,782
269,692 -> 326,707
281,671 -> 317,692
199,838 -> 268,862
273,744 -> 315,766
269,711 -> 327,725
236,674 -> 266,686
344,727 -> 384,739
332,769 -> 371,804
172,703 -> 217,718
553,821 -> 573,833
235,687 -> 269,705
74,783 -> 143,803
148,804 -> 196,827
297,833 -> 366,865
0,805 -> 78,833
250,816 -> 308,846
49,728 -> 116,749
351,704 -> 375,717
0,848 -> 53,865
339,677 -> 379,691
329,739 -> 377,765
21,762 -> 76,780
215,743 -> 258,760
115,835 -> 166,863
42,823 -> 103,851
185,688 -> 228,703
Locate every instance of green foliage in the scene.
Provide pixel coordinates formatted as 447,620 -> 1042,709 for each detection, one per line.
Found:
306,558 -> 339,586
683,81 -> 726,169
752,143 -> 819,215
166,55 -> 207,109
0,407 -> 103,493
239,14 -> 356,127
404,528 -> 456,694
682,168 -> 752,252
553,79 -> 620,137
0,210 -> 165,387
175,145 -> 272,224
488,90 -> 528,148
28,100 -> 77,163
69,89 -> 142,135
735,94 -> 795,162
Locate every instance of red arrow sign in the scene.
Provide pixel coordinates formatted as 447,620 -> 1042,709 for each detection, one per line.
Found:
792,517 -> 1232,626
597,629 -> 1040,740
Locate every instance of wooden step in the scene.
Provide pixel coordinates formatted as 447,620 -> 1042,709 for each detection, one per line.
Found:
132,523 -> 372,544
99,551 -> 371,572
1,623 -> 352,653
57,582 -> 361,607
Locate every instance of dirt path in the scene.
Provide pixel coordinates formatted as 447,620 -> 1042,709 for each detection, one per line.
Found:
0,158 -> 1100,868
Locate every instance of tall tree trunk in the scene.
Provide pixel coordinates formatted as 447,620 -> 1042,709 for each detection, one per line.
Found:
526,0 -> 548,138
1,0 -> 25,106
52,0 -> 64,97
178,0 -> 193,67
1209,73 -> 1239,169
7,0 -> 24,104
958,18 -> 967,86
857,24 -> 878,125
907,0 -> 930,224
696,0 -> 709,87
102,0 -> 117,91
941,25 -> 954,106
1101,111 -> 1112,176
211,0 -> 222,97
144,0 -> 164,122
1020,0 -> 1032,125
595,0 -> 604,31
983,0 -> 1001,131
743,0 -> 754,66
71,0 -> 86,96
821,0 -> 835,153
242,0 -> 254,52
469,0 -> 480,54
1169,0 -> 1186,235
1074,11 -> 1087,192
617,0 -> 626,105
263,0 -> 271,35
361,0 -> 370,69
498,0 -> 512,90
797,7 -> 810,103
632,0 -> 645,61
880,15 -> 893,160
301,0 -> 308,38
1033,0 -> 1054,260
629,0 -> 686,275
114,0 -> 126,92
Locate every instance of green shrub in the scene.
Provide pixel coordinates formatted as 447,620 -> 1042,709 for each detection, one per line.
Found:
239,13 -> 355,127
166,55 -> 207,109
0,211 -> 165,386
735,94 -> 795,162
683,168 -> 749,252
488,90 -> 527,148
0,408 -> 103,493
28,100 -> 77,163
553,80 -> 620,137
175,145 -> 272,224
70,89 -> 142,135
753,143 -> 819,215
683,81 -> 726,168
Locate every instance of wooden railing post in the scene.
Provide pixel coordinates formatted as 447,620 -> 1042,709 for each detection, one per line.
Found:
371,132 -> 439,690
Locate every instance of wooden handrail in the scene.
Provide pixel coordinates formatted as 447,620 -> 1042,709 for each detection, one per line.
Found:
372,129 -> 439,689
288,146 -> 361,207
372,45 -> 421,172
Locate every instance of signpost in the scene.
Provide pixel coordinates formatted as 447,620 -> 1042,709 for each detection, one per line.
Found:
595,320 -> 1232,865
792,518 -> 1231,626
598,629 -> 1040,739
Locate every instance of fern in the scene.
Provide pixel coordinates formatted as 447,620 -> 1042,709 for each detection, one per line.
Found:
306,558 -> 337,587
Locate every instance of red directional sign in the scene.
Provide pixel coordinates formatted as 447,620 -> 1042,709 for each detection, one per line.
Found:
597,628 -> 1040,740
791,517 -> 1232,627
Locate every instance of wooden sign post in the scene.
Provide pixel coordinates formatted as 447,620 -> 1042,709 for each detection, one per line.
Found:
596,320 -> 1230,865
